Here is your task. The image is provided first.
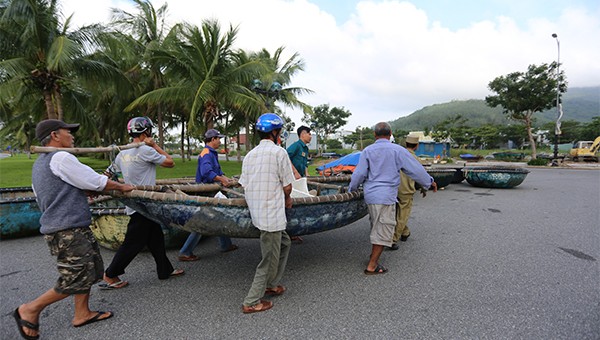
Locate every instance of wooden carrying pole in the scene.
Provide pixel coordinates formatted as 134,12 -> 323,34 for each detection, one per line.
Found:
31,142 -> 146,154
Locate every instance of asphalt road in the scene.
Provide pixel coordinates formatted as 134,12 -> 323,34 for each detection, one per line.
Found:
1,168 -> 599,339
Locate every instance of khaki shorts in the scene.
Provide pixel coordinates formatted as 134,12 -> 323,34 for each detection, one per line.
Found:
367,204 -> 396,247
45,227 -> 103,295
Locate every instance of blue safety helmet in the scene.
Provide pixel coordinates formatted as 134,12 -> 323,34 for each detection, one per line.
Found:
256,113 -> 284,133
127,116 -> 155,135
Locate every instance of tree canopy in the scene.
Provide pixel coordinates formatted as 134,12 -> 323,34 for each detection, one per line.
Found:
485,62 -> 567,159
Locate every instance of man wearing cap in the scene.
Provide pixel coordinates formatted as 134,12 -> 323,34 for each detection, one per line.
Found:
13,120 -> 134,340
178,129 -> 238,262
349,122 -> 436,275
389,134 -> 424,250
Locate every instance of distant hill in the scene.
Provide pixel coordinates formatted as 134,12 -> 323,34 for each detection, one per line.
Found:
390,86 -> 600,131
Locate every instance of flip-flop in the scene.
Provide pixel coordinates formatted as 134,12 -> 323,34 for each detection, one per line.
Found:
13,308 -> 39,340
73,311 -> 113,328
170,269 -> 185,277
98,280 -> 128,290
220,244 -> 239,253
178,254 -> 199,262
364,264 -> 388,275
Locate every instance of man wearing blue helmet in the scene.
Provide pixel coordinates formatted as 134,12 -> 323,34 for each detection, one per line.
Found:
238,113 -> 295,314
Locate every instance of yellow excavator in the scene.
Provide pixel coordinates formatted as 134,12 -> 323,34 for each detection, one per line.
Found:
569,136 -> 600,162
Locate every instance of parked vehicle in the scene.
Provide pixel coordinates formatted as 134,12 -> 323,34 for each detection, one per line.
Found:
569,136 -> 600,162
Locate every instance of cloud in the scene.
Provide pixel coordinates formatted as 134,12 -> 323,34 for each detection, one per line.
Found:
60,0 -> 600,130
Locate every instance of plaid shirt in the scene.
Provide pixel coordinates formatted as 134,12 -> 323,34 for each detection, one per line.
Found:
239,139 -> 295,232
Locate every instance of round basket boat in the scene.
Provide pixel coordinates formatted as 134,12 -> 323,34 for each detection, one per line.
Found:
429,166 -> 465,184
416,168 -> 455,190
89,204 -> 188,250
463,166 -> 530,188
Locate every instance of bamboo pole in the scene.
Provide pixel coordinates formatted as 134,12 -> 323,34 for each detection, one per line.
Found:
220,187 -> 245,197
31,142 -> 147,154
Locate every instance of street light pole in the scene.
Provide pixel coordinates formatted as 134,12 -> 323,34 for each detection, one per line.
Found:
551,33 -> 562,166
357,126 -> 363,150
251,79 -> 282,112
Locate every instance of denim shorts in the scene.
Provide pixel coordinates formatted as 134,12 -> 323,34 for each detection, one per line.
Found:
45,227 -> 104,294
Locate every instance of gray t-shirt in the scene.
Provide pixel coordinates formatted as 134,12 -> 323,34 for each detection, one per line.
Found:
113,145 -> 166,215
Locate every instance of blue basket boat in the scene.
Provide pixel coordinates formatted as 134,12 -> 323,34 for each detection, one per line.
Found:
110,176 -> 367,238
463,166 -> 530,188
0,187 -> 41,239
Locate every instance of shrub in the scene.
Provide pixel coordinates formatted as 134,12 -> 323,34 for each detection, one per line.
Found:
528,158 -> 549,166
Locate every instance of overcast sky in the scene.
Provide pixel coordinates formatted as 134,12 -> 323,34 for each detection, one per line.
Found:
60,0 -> 600,130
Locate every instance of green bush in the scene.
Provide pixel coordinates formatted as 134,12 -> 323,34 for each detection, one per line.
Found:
527,158 -> 550,166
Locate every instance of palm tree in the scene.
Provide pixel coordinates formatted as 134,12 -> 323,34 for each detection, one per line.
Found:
243,47 -> 313,149
127,19 -> 266,133
0,0 -> 122,122
109,0 -> 170,145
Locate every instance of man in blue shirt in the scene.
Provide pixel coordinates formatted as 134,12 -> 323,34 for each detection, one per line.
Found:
287,125 -> 312,179
178,129 -> 238,261
349,122 -> 437,275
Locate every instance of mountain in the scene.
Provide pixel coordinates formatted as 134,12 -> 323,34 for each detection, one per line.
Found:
390,86 -> 600,131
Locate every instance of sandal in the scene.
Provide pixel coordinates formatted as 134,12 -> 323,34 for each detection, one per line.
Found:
170,269 -> 185,277
178,254 -> 199,262
364,264 -> 388,275
265,285 -> 286,296
220,244 -> 239,253
242,300 -> 273,314
13,308 -> 39,340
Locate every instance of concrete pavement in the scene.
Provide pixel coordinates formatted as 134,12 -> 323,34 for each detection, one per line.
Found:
1,168 -> 598,339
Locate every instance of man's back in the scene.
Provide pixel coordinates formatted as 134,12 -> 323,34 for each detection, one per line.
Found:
239,139 -> 294,231
115,145 -> 165,186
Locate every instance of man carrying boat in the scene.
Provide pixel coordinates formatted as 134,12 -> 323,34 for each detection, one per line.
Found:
238,113 -> 295,313
348,122 -> 437,275
101,117 -> 184,289
14,119 -> 135,340
178,128 -> 238,262
389,134 -> 424,250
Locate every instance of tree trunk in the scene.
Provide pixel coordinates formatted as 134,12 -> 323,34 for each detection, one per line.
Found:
236,129 -> 241,162
54,87 -> 64,121
186,133 -> 191,160
525,114 -> 537,159
224,114 -> 230,162
244,116 -> 251,151
157,108 -> 164,149
43,90 -> 57,119
180,119 -> 185,162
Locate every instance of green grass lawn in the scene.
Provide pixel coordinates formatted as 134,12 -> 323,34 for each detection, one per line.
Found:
0,153 -> 320,187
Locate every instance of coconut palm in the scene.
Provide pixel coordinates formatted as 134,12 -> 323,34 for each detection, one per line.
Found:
0,0 -> 122,123
109,0 -> 171,145
127,19 -> 267,134
243,47 -> 313,149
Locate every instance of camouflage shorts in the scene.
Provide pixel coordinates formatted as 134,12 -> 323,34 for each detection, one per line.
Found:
45,227 -> 104,295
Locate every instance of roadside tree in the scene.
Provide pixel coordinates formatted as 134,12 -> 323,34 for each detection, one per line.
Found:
486,62 -> 567,159
302,104 -> 351,153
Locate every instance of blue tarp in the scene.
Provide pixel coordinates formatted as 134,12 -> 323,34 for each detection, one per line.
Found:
317,152 -> 361,172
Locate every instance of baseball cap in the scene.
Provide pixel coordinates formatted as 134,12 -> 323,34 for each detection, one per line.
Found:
36,119 -> 80,141
205,129 -> 225,139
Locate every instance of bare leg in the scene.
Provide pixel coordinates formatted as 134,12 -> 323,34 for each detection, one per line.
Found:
18,289 -> 69,338
367,244 -> 384,271
72,293 -> 112,326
